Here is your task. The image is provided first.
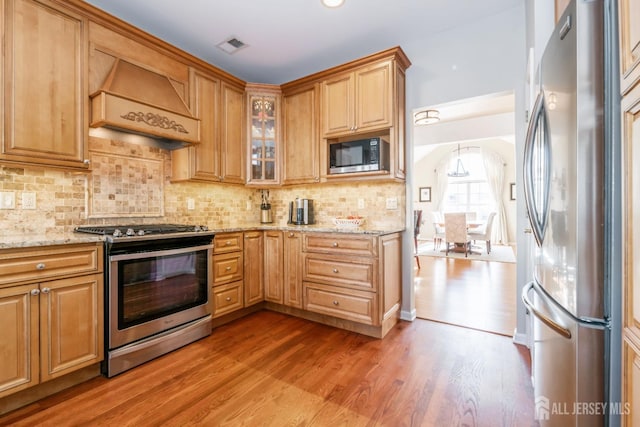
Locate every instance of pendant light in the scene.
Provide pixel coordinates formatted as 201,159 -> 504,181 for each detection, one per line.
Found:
447,144 -> 470,177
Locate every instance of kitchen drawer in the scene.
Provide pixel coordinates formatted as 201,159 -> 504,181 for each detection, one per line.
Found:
212,280 -> 244,318
214,232 -> 243,254
303,233 -> 377,257
213,251 -> 243,285
303,253 -> 376,291
0,244 -> 102,287
304,282 -> 377,325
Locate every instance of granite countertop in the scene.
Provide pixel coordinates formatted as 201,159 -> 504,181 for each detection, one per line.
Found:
0,224 -> 406,250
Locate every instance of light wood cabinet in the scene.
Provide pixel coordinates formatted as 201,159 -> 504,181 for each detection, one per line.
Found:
1,0 -> 89,170
246,84 -> 281,186
243,231 -> 264,306
0,243 -> 103,399
321,61 -> 392,137
302,232 -> 401,337
171,70 -> 245,184
212,233 -> 244,318
282,84 -> 320,185
283,231 -> 304,309
264,231 -> 284,304
620,0 -> 640,95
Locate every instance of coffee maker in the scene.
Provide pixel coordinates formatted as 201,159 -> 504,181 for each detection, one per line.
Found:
288,198 -> 314,225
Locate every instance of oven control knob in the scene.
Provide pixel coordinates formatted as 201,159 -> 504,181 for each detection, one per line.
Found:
113,229 -> 123,238
194,225 -> 201,232
137,229 -> 145,236
126,228 -> 135,236
202,225 -> 208,231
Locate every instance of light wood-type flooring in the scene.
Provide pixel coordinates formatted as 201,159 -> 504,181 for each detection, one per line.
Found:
1,311 -> 537,426
414,255 -> 517,336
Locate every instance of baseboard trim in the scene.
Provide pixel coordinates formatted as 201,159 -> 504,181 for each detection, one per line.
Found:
512,328 -> 529,347
400,308 -> 416,321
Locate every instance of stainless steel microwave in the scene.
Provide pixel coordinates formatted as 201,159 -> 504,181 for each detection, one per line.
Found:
329,137 -> 390,174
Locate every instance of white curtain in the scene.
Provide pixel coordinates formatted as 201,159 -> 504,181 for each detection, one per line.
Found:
434,154 -> 452,213
481,148 -> 508,243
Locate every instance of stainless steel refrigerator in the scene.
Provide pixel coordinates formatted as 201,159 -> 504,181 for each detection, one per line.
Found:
522,0 -> 621,426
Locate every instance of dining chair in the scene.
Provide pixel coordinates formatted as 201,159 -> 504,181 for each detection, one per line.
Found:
430,211 -> 445,250
468,211 -> 497,254
444,212 -> 472,257
414,210 -> 423,268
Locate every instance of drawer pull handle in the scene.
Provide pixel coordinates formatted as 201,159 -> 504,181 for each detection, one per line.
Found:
225,297 -> 232,302
41,287 -> 50,294
332,242 -> 338,247
30,289 -> 40,296
36,263 -> 46,270
333,268 -> 339,273
225,266 -> 232,271
332,300 -> 339,306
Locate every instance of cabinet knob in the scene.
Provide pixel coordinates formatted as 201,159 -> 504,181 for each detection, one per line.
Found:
225,297 -> 232,302
332,300 -> 339,306
288,232 -> 294,237
30,289 -> 40,296
36,263 -> 46,270
332,242 -> 338,247
332,268 -> 339,274
225,266 -> 232,271
41,287 -> 50,294
83,159 -> 90,165
226,241 -> 232,246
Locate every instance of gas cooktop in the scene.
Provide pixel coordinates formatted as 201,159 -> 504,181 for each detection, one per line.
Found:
74,224 -> 212,241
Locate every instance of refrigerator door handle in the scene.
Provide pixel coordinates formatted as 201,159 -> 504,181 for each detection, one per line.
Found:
522,281 -> 572,339
523,91 -> 550,247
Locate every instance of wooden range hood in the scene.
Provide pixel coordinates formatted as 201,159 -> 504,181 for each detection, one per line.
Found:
90,59 -> 200,145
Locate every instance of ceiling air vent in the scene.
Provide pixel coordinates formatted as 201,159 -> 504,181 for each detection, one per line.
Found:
217,36 -> 248,54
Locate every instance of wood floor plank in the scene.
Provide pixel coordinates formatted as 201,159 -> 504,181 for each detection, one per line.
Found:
0,311 -> 537,426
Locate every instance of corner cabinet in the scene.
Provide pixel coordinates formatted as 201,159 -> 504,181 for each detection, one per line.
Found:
1,0 -> 90,170
171,69 -> 245,184
246,84 -> 282,186
0,243 -> 103,399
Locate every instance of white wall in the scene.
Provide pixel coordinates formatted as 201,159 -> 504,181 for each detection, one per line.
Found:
413,140 -> 517,244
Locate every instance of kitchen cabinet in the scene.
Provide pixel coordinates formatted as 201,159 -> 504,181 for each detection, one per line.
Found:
620,0 -> 640,95
212,232 -> 244,318
1,0 -> 89,170
0,243 -> 103,399
243,231 -> 264,306
246,84 -> 282,186
171,70 -> 246,184
301,232 -> 401,337
264,231 -> 284,303
283,231 -> 304,309
321,60 -> 392,137
282,84 -> 320,185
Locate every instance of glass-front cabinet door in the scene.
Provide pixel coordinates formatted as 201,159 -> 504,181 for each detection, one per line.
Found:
246,84 -> 281,185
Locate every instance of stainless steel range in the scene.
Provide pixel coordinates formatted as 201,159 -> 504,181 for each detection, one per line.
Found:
75,224 -> 215,377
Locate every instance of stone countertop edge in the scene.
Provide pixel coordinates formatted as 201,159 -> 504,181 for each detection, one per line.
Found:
0,225 -> 406,249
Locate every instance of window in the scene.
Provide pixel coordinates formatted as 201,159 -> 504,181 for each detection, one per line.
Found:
442,152 -> 494,219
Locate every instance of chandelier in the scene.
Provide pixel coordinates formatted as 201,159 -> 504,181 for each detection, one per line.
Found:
448,144 -> 469,177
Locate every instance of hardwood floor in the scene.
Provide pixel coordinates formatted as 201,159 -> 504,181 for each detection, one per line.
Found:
414,255 -> 517,336
0,311 -> 537,426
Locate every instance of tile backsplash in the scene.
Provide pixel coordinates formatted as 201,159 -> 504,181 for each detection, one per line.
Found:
0,137 -> 405,236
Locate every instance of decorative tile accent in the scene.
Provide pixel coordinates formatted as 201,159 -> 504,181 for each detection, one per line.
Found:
88,151 -> 164,218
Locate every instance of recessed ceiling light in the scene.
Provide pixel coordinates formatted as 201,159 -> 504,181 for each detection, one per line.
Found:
321,0 -> 345,8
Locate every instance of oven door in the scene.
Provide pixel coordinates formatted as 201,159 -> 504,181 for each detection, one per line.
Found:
108,243 -> 212,349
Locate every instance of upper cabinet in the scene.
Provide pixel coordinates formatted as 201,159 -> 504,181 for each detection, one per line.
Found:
321,60 -> 392,137
1,0 -> 89,170
620,0 -> 640,94
246,84 -> 281,186
171,69 -> 245,184
282,83 -> 320,185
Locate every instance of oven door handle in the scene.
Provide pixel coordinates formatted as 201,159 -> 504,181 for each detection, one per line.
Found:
109,243 -> 213,261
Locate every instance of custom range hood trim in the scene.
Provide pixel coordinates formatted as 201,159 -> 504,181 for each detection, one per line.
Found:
89,58 -> 200,145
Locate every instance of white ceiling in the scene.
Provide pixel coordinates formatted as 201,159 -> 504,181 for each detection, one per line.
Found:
83,0 -> 523,85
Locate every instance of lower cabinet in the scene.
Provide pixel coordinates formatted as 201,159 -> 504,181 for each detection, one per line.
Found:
244,231 -> 264,306
283,231 -> 304,309
211,280 -> 244,317
264,231 -> 284,303
212,232 -> 244,318
0,244 -> 103,399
